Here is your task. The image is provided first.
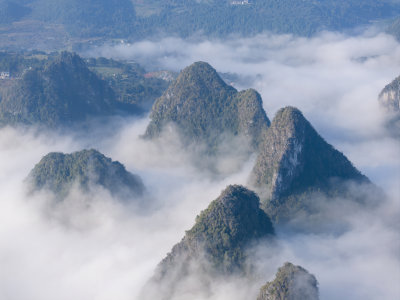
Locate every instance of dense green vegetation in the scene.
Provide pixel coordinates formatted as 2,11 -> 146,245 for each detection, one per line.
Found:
0,51 -> 53,76
136,0 -> 400,38
0,51 -> 170,126
1,0 -> 399,42
251,107 -> 370,224
31,0 -> 136,38
145,61 -> 270,153
257,262 -> 319,300
157,185 -> 274,279
87,57 -> 169,111
0,52 -> 118,126
27,149 -> 145,200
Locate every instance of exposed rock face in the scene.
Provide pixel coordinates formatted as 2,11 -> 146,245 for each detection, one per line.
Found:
251,107 -> 367,200
257,262 -> 319,300
379,75 -> 400,138
379,75 -> 400,112
387,18 -> 400,41
27,149 -> 145,200
0,52 -> 118,127
250,107 -> 369,224
144,185 -> 274,299
144,62 -> 270,152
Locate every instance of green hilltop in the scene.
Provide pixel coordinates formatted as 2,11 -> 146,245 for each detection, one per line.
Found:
144,61 -> 270,153
145,185 -> 275,299
27,149 -> 145,200
257,262 -> 319,300
0,51 -> 169,127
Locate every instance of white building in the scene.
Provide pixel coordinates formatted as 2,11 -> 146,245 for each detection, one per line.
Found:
231,0 -> 250,5
0,72 -> 10,79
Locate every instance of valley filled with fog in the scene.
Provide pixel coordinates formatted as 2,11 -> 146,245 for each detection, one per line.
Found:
0,30 -> 399,300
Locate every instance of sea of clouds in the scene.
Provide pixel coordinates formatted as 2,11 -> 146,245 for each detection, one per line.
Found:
0,29 -> 399,300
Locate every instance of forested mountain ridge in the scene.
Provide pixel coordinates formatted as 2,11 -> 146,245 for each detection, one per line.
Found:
142,185 -> 275,299
0,52 -> 118,126
144,61 -> 270,153
0,51 -> 170,126
1,0 -> 399,50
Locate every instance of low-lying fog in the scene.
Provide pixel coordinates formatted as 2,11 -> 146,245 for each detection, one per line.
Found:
0,30 -> 399,300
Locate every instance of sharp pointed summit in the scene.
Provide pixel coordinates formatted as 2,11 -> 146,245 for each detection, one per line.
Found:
250,106 -> 371,225
144,61 -> 270,152
159,185 -> 274,275
257,262 -> 319,300
143,185 -> 275,299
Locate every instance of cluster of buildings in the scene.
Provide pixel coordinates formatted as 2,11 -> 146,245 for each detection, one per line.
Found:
231,0 -> 250,5
0,71 -> 10,79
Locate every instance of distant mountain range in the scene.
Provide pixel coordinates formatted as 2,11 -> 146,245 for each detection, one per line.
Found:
1,0 -> 399,50
27,149 -> 145,201
0,51 -> 169,127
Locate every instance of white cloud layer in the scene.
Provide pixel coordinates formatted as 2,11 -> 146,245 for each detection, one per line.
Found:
0,30 -> 399,300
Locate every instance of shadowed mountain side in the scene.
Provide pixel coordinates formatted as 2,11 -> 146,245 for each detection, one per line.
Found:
257,262 -> 319,300
141,185 -> 275,300
379,75 -> 400,138
387,17 -> 400,41
250,106 -> 380,228
144,61 -> 270,154
379,75 -> 400,113
27,149 -> 145,201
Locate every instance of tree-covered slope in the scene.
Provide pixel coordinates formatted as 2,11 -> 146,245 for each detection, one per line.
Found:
144,185 -> 274,299
86,57 -> 170,111
250,107 -> 371,225
0,52 -> 119,126
7,0 -> 400,39
134,0 -> 400,39
27,149 -> 145,200
257,262 -> 319,300
30,0 -> 136,38
144,61 -> 270,152
0,51 -> 168,127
